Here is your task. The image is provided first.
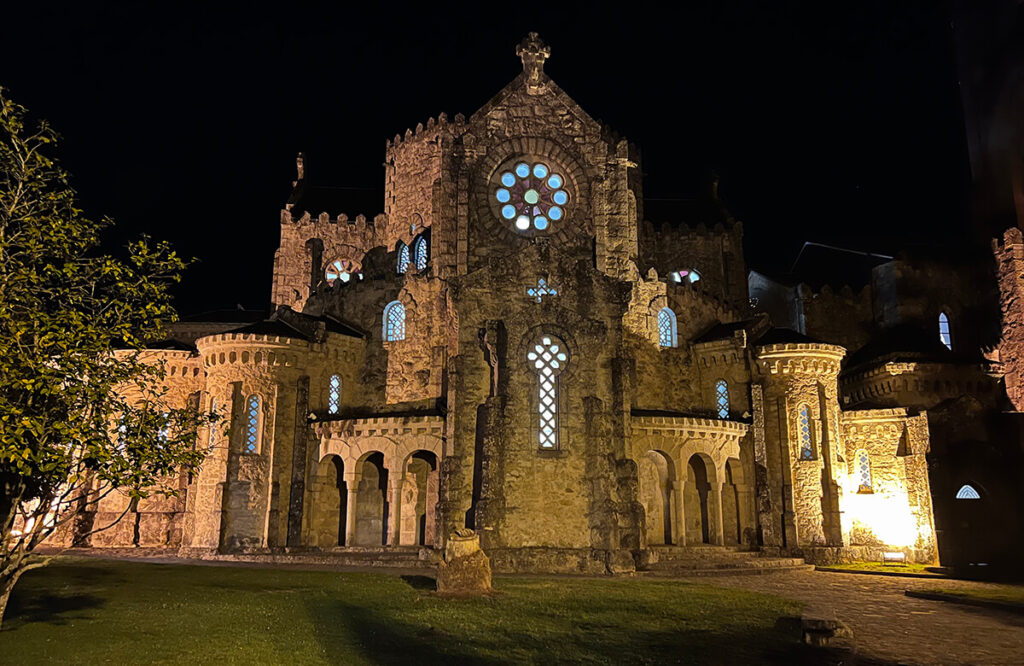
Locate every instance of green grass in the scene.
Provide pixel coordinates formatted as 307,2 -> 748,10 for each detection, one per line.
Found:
816,562 -> 938,575
0,557 -> 813,665
920,584 -> 1024,606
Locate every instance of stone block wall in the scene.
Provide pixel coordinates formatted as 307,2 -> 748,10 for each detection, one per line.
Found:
994,227 -> 1024,409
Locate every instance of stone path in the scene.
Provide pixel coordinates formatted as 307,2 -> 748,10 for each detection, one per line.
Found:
706,569 -> 1024,665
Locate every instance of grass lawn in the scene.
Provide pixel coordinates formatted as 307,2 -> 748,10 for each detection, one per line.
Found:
0,557 -> 815,665
816,562 -> 940,575
918,584 -> 1024,606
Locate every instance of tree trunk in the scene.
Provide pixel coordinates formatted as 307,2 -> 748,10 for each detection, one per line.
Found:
0,568 -> 24,630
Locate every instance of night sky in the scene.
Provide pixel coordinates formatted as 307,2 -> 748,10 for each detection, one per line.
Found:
1,2 -> 970,314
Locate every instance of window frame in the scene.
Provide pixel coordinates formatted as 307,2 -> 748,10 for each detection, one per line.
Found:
327,374 -> 342,414
714,379 -> 730,419
383,300 -> 406,342
657,307 -> 678,348
413,235 -> 428,271
939,311 -> 952,350
527,334 -> 570,451
855,448 -> 873,493
797,403 -> 815,461
244,394 -> 262,454
397,242 -> 410,274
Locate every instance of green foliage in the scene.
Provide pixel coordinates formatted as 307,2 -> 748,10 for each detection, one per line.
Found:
0,559 -> 809,664
0,89 -> 215,585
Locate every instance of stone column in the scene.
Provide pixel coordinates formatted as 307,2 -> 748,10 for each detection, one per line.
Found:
343,472 -> 359,547
386,479 -> 402,546
676,479 -> 688,546
710,481 -> 726,546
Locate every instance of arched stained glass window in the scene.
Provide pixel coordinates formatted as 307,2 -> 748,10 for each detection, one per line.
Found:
956,484 -> 980,500
245,395 -> 261,453
397,243 -> 410,274
856,449 -> 872,493
413,236 -> 428,270
798,404 -> 814,460
715,380 -> 729,419
383,300 -> 405,342
939,312 -> 952,350
528,335 -> 569,449
496,160 -> 568,232
657,308 -> 677,348
328,374 -> 341,414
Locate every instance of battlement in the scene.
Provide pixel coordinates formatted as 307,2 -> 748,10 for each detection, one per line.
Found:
385,112 -> 467,154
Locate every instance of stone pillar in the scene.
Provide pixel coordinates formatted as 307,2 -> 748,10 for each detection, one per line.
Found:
386,479 -> 402,546
676,479 -> 688,546
343,472 -> 359,547
710,481 -> 726,546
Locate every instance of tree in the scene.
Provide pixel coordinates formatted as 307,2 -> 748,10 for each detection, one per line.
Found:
0,90 -> 216,626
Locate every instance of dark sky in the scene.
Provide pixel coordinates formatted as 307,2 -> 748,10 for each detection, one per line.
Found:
1,1 -> 970,313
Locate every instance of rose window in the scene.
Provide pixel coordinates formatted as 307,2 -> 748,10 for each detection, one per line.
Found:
325,259 -> 361,285
495,161 -> 569,231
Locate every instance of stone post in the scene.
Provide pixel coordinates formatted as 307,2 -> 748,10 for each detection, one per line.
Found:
710,481 -> 726,546
673,480 -> 687,546
387,479 -> 402,546
343,472 -> 359,547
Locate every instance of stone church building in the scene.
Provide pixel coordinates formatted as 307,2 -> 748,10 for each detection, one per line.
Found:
78,33 -> 982,573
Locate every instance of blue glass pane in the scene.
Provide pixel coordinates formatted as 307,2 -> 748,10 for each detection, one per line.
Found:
496,188 -> 511,203
549,206 -> 562,220
501,172 -> 516,187
533,163 -> 548,178
534,216 -> 548,230
502,204 -> 516,220
515,163 -> 530,178
553,190 -> 568,205
548,174 -> 563,189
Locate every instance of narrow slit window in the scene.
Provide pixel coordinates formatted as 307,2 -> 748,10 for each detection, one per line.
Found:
715,380 -> 729,419
383,300 -> 406,341
328,374 -> 341,414
657,307 -> 677,348
939,312 -> 952,350
527,335 -> 569,449
798,404 -> 813,460
856,449 -> 872,493
245,395 -> 261,453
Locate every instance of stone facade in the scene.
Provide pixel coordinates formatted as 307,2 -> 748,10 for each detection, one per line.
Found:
71,34 -> 949,570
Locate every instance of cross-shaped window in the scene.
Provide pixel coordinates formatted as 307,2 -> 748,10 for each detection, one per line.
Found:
527,277 -> 558,303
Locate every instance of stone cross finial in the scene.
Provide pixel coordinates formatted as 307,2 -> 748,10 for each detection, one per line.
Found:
516,32 -> 550,84
295,152 -> 305,182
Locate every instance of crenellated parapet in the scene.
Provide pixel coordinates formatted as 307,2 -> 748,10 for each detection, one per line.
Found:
755,343 -> 846,377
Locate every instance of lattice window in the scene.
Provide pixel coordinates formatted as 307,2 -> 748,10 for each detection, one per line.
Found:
413,236 -> 428,270
328,374 -> 341,414
856,449 -> 873,493
397,243 -> 410,274
956,484 -> 980,500
715,380 -> 729,419
939,312 -> 952,350
245,395 -> 261,454
383,300 -> 406,341
527,335 -> 569,449
527,277 -> 558,303
657,308 -> 677,348
798,404 -> 814,460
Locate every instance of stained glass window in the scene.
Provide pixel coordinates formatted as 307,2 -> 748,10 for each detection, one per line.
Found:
328,374 -> 341,414
798,404 -> 813,460
671,269 -> 701,284
245,395 -> 260,453
384,300 -> 405,341
413,236 -> 428,270
325,259 -> 360,285
939,312 -> 951,350
527,335 -> 569,449
496,161 -> 568,231
715,380 -> 729,419
657,308 -> 677,348
397,243 -> 410,274
856,449 -> 872,493
527,277 -> 558,303
956,484 -> 980,500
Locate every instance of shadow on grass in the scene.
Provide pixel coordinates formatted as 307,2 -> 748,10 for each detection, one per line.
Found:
399,575 -> 436,591
304,595 -> 868,665
2,592 -> 105,630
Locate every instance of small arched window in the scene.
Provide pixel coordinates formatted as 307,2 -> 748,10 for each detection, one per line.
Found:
715,379 -> 729,419
397,243 -> 410,274
855,449 -> 873,493
245,395 -> 261,453
383,300 -> 406,341
413,235 -> 428,271
528,335 -> 569,449
657,308 -> 678,348
327,374 -> 341,414
939,312 -> 952,350
798,404 -> 814,460
955,484 -> 980,500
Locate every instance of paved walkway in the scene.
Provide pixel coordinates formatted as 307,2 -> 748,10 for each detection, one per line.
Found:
708,570 -> 1024,665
